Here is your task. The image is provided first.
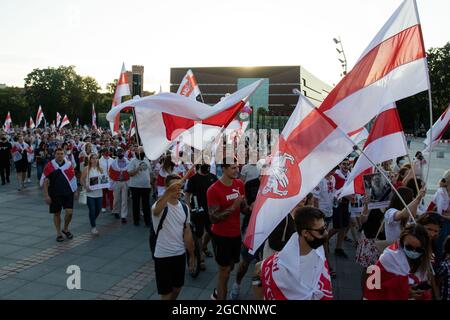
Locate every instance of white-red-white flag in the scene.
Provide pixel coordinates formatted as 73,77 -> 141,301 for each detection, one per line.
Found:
127,117 -> 136,139
92,103 -> 97,129
110,63 -> 131,135
318,0 -> 429,134
36,105 -> 44,127
107,80 -> 263,160
423,105 -> 450,153
4,112 -> 12,131
177,69 -> 201,100
56,112 -> 62,127
244,94 -> 355,253
22,122 -> 27,132
60,114 -> 70,128
29,116 -> 35,129
349,127 -> 369,146
339,104 -> 408,198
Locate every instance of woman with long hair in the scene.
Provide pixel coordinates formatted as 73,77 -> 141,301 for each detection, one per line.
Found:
81,153 -> 103,235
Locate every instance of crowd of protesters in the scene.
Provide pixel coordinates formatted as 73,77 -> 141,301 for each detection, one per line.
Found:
0,125 -> 449,301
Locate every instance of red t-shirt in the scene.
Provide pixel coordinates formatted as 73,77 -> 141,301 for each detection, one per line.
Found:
207,179 -> 245,237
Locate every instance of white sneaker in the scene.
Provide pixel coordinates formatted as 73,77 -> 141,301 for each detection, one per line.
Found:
230,283 -> 240,300
91,228 -> 99,235
101,208 -> 106,213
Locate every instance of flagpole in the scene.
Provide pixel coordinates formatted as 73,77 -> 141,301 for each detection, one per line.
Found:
131,108 -> 141,147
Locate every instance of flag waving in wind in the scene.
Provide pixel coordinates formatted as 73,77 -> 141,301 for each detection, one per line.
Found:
107,80 -> 263,160
92,103 -> 97,129
244,94 -> 355,253
319,0 -> 429,134
60,114 -> 70,128
29,116 -> 35,129
338,104 -> 408,199
110,63 -> 131,135
56,112 -> 62,127
4,112 -> 12,131
423,105 -> 450,153
36,106 -> 44,127
177,69 -> 201,100
127,117 -> 136,139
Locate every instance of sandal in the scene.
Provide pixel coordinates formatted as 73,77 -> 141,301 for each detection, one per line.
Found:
62,230 -> 73,239
56,235 -> 64,242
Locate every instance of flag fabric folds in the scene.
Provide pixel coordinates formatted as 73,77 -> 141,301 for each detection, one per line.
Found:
110,63 -> 131,135
423,105 -> 450,153
177,69 -> 201,100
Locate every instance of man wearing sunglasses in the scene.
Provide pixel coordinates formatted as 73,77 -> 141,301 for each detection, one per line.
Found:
257,206 -> 333,300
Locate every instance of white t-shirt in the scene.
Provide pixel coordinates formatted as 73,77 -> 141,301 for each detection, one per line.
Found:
127,158 -> 151,188
433,187 -> 450,214
312,176 -> 335,217
384,208 -> 402,242
85,168 -> 103,198
240,164 -> 260,184
151,201 -> 190,258
299,250 -> 322,291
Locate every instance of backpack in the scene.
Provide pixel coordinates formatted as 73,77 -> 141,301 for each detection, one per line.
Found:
149,201 -> 188,259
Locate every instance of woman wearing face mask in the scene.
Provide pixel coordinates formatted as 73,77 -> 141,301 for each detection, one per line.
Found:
364,223 -> 432,300
156,156 -> 175,197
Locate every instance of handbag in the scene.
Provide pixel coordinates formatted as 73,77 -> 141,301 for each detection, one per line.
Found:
78,189 -> 87,205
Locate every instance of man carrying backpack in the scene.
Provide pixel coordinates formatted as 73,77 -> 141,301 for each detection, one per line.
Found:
150,174 -> 195,300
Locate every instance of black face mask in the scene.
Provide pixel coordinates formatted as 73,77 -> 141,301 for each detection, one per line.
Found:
305,233 -> 326,250
200,164 -> 210,174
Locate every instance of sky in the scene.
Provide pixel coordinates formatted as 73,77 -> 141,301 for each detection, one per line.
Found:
0,0 -> 449,92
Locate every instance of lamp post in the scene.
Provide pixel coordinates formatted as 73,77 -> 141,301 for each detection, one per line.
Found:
333,37 -> 348,77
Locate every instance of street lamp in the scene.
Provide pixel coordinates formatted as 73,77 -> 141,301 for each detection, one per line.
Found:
333,36 -> 348,77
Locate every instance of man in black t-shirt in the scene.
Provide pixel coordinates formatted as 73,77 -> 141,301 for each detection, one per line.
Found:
43,148 -> 76,242
0,133 -> 12,185
185,163 -> 218,264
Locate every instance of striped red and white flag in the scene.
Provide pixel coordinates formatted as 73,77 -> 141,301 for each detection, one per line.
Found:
4,112 -> 12,131
244,94 -> 355,253
349,127 -> 369,145
127,117 -> 136,139
60,114 -> 70,128
36,105 -> 44,127
110,63 -> 131,135
177,69 -> 201,100
56,112 -> 62,127
319,0 -> 429,134
22,122 -> 27,132
423,105 -> 450,153
338,104 -> 408,198
29,116 -> 35,129
107,80 -> 263,160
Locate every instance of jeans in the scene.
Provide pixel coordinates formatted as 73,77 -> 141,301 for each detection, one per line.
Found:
87,196 -> 102,228
36,161 -> 46,181
129,187 -> 151,225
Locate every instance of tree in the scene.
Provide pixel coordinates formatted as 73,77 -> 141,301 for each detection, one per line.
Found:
397,42 -> 450,137
0,87 -> 29,126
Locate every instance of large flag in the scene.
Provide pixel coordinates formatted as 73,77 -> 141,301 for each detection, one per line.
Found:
110,63 -> 131,135
107,80 -> 263,160
29,116 -> 35,129
423,105 -> 450,153
318,0 -> 429,135
60,114 -> 70,128
4,112 -> 12,131
36,105 -> 44,127
338,104 -> 408,198
244,94 -> 355,253
56,112 -> 62,127
177,69 -> 201,100
92,103 -> 97,129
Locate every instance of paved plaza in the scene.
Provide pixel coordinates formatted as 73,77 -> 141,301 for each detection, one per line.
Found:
0,138 -> 449,300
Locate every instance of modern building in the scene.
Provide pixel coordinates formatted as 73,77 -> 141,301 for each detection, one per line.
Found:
170,66 -> 332,128
126,65 -> 144,97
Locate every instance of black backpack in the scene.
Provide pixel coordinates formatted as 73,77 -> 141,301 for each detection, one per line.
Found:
149,201 -> 188,259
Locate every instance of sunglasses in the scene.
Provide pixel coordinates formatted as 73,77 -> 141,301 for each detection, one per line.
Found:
306,226 -> 327,235
404,244 -> 425,254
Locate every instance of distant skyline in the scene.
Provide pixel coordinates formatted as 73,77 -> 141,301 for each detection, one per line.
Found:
1,0 -> 448,92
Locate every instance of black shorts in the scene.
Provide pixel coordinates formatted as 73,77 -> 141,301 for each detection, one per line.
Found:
190,211 -> 209,239
211,233 -> 241,267
15,160 -> 27,173
332,201 -> 350,229
49,194 -> 74,213
154,253 -> 186,295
